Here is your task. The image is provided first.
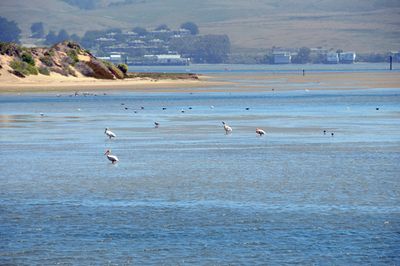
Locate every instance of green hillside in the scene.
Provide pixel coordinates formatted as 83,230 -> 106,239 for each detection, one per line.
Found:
1,0 -> 399,52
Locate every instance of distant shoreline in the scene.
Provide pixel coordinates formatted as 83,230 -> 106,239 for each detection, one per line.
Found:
0,71 -> 399,94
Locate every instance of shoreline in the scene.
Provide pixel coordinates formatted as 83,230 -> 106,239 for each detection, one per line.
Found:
0,71 -> 228,94
0,70 -> 399,94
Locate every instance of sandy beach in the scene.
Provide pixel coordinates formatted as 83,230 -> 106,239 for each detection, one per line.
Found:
1,65 -> 399,94
0,66 -> 221,94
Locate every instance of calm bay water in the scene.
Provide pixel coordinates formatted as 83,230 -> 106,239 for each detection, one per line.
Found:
1,64 -> 400,264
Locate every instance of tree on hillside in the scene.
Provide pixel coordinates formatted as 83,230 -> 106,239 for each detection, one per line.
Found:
57,29 -> 70,42
31,22 -> 45,38
155,24 -> 170,31
44,29 -> 70,45
180,22 -> 199,35
80,28 -> 122,48
70,34 -> 81,42
292,47 -> 311,64
0,16 -> 21,43
81,30 -> 103,48
132,27 -> 148,36
170,34 -> 230,63
44,30 -> 58,45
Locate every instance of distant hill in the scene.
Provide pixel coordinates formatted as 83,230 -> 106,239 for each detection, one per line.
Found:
1,0 -> 399,52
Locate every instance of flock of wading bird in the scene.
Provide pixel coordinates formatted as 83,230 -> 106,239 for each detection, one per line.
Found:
103,122 -> 267,164
102,99 -> 343,164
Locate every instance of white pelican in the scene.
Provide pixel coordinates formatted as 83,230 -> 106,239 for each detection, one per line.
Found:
104,128 -> 116,139
104,149 -> 119,164
222,121 -> 232,134
256,128 -> 266,136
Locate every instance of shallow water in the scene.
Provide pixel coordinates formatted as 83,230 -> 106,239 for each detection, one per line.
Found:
1,70 -> 400,264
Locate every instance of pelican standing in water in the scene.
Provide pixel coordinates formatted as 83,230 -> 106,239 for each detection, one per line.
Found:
104,128 -> 116,139
222,121 -> 232,134
104,149 -> 119,164
256,128 -> 266,136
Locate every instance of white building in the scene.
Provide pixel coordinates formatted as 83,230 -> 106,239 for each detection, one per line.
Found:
339,52 -> 356,64
273,52 -> 291,64
109,54 -> 122,63
326,52 -> 339,64
144,54 -> 189,65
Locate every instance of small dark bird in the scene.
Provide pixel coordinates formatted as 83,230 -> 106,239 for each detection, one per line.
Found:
376,107 -> 379,111
188,107 -> 193,110
162,107 -> 167,110
154,122 -> 160,128
331,132 -> 334,137
181,109 -> 185,113
245,107 -> 250,110
323,130 -> 326,135
124,107 -> 128,110
141,106 -> 145,110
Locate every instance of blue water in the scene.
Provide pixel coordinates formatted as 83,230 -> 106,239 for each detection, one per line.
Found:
1,69 -> 400,264
128,62 -> 399,75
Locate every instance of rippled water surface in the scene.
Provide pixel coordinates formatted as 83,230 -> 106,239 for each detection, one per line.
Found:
1,68 -> 400,264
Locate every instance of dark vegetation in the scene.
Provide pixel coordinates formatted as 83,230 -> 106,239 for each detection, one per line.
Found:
45,29 -> 74,45
0,16 -> 21,43
170,35 -> 231,63
0,42 -> 22,57
30,22 -> 45,38
10,60 -> 38,76
117,64 -> 128,74
38,66 -> 50,75
21,53 -> 35,66
180,22 -> 199,35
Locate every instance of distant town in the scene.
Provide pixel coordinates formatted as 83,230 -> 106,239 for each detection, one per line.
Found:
1,16 -> 399,66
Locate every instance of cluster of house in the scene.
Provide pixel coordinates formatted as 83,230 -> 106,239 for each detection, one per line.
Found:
272,49 -> 357,64
94,29 -> 191,65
